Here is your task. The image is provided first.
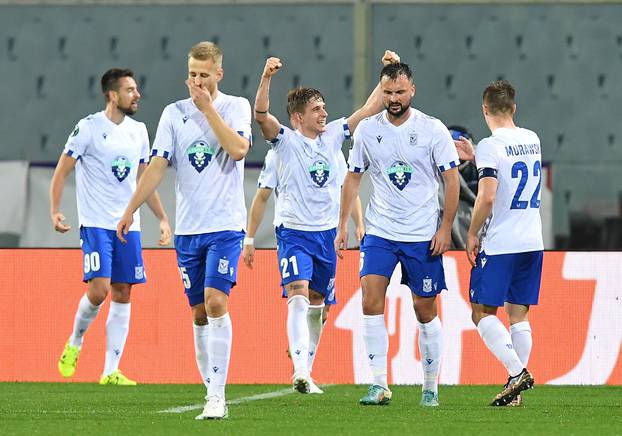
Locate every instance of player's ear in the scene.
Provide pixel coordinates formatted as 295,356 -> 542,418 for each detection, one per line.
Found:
215,67 -> 224,83
411,84 -> 416,98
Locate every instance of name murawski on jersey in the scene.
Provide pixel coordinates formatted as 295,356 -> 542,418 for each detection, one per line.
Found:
504,143 -> 540,157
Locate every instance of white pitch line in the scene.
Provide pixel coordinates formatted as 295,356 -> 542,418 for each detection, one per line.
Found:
157,385 -> 334,414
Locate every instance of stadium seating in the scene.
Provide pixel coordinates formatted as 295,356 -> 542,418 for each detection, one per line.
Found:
0,2 -> 620,247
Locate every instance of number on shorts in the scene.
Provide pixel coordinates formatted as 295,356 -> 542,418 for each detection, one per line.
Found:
179,267 -> 191,289
83,252 -> 100,273
280,255 -> 299,279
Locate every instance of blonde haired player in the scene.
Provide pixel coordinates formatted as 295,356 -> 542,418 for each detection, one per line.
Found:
117,41 -> 251,420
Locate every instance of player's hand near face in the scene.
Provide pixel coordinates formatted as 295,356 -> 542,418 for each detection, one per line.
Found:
263,57 -> 282,78
51,212 -> 71,233
186,79 -> 213,112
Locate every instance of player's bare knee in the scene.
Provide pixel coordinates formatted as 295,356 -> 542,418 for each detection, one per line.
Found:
362,295 -> 384,315
191,304 -> 208,325
413,296 -> 437,323
87,279 -> 110,305
309,288 -> 324,305
204,289 -> 228,317
111,283 -> 131,303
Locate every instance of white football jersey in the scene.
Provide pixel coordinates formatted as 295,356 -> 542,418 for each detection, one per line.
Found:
257,149 -> 283,227
476,127 -> 544,255
63,111 -> 149,231
151,93 -> 252,235
348,108 -> 460,242
269,118 -> 350,231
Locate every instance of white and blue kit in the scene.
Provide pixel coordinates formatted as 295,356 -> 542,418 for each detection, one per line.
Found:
348,109 -> 460,296
150,93 -> 252,305
469,127 -> 544,307
63,111 -> 149,284
257,149 -> 283,227
258,148 -> 345,305
269,118 -> 350,298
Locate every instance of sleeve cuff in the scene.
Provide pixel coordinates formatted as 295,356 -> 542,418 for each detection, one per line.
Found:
150,149 -> 171,160
438,160 -> 460,172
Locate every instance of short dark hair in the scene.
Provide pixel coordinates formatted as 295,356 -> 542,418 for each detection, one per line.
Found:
380,62 -> 413,82
482,80 -> 515,115
101,68 -> 134,100
286,87 -> 325,116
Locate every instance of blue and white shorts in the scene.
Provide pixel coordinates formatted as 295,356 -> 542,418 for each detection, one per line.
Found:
275,225 -> 336,299
469,250 -> 543,307
360,234 -> 446,297
174,230 -> 244,306
80,226 -> 146,284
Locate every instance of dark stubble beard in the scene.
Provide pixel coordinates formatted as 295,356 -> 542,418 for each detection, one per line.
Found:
119,102 -> 138,116
386,102 -> 408,118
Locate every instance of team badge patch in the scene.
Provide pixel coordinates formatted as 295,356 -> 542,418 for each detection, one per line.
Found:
135,266 -> 144,280
387,161 -> 413,191
308,161 -> 330,187
218,258 -> 229,275
111,156 -> 132,182
422,277 -> 432,293
70,125 -> 80,137
187,140 -> 214,173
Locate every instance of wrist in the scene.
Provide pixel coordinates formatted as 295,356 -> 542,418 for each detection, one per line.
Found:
243,237 -> 255,246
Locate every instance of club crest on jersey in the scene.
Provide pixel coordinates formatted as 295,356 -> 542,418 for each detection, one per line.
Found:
187,140 -> 214,173
111,156 -> 132,182
308,161 -> 330,187
386,161 -> 413,190
409,132 -> 417,145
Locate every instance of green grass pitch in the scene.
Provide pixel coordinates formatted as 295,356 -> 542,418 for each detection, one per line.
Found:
1,383 -> 621,435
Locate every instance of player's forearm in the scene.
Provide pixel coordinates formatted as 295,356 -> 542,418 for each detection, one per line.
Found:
201,106 -> 249,161
351,195 -> 364,229
145,190 -> 169,222
49,157 -> 74,215
126,159 -> 167,216
347,81 -> 383,134
440,170 -> 460,231
254,75 -> 272,115
363,81 -> 384,115
49,173 -> 66,215
339,173 -> 361,230
468,195 -> 493,236
247,194 -> 269,238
